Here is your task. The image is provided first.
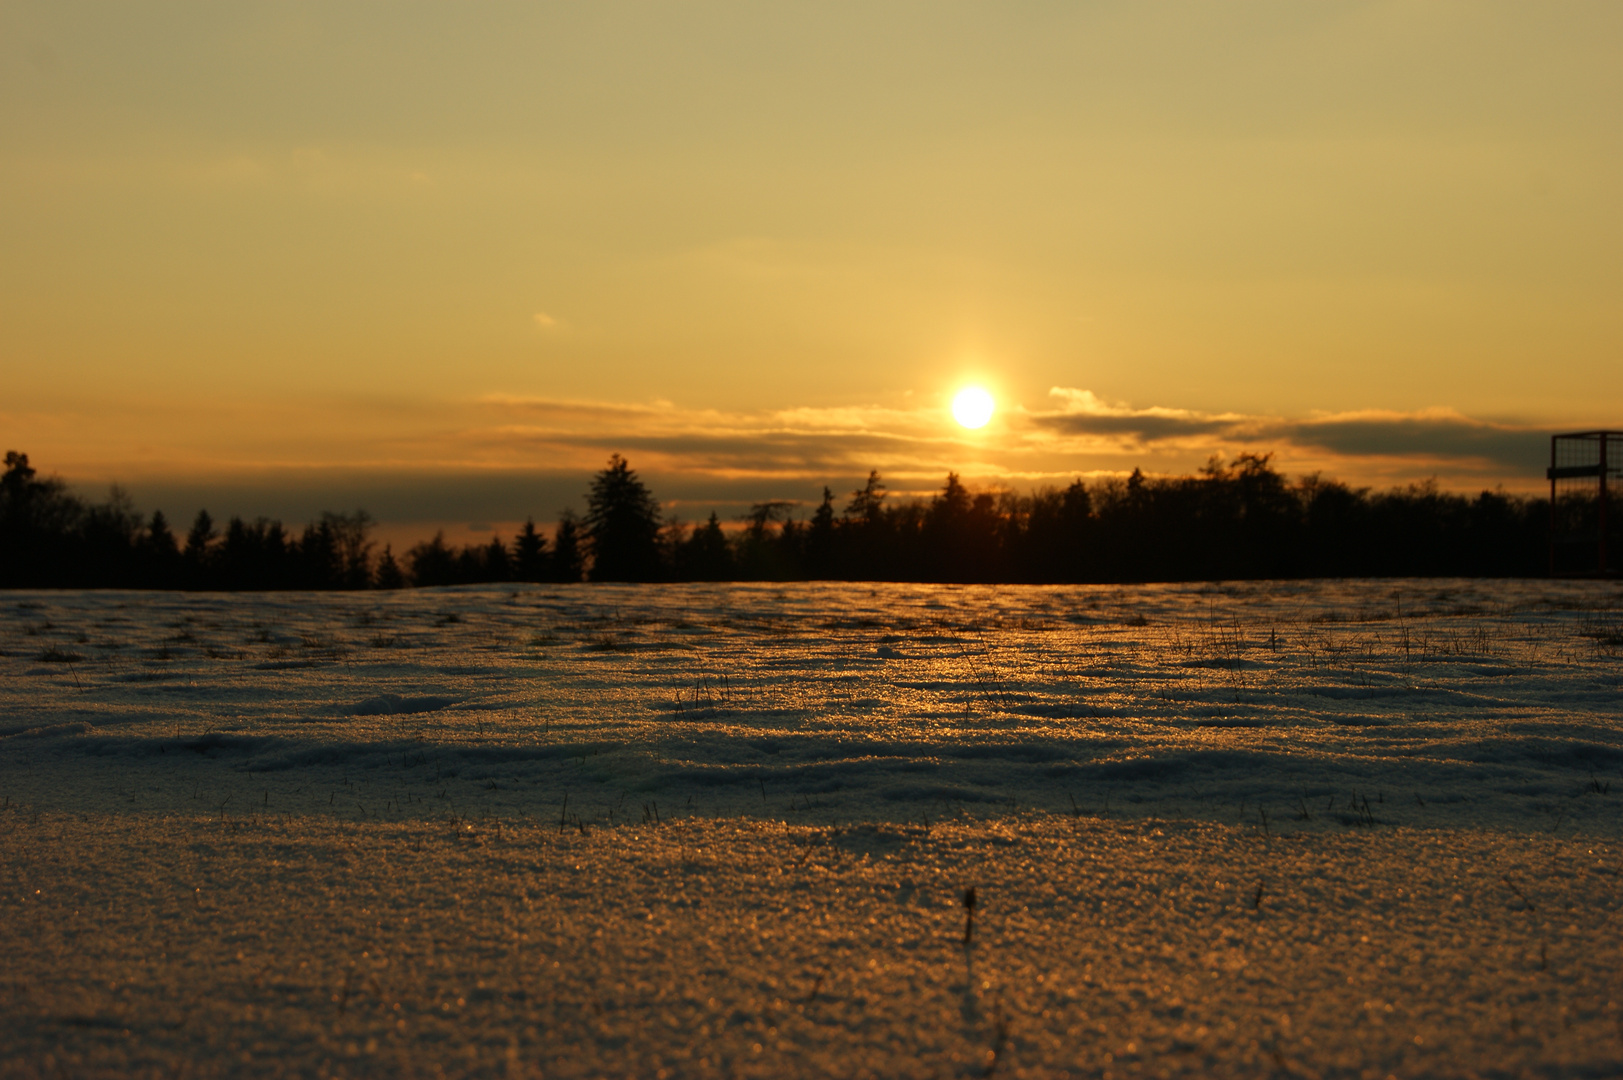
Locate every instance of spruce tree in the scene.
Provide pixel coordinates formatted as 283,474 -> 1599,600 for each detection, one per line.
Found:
512,518 -> 548,581
143,509 -> 182,587
374,544 -> 405,589
480,535 -> 511,581
184,510 -> 215,559
147,510 -> 177,557
183,509 -> 216,587
804,487 -> 836,578
551,513 -> 584,583
683,512 -> 732,580
405,532 -> 457,587
583,454 -> 663,581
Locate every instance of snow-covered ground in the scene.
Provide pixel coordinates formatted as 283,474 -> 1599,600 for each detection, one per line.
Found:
5,578 -> 1622,830
3,579 -> 1622,1076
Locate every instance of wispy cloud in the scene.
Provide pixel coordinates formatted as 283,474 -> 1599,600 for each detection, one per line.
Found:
1027,389 -> 1551,481
469,390 -> 1555,491
472,395 -> 968,481
1030,389 -> 1242,441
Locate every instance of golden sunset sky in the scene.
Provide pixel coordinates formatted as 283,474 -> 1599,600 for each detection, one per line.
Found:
4,2 -> 1619,539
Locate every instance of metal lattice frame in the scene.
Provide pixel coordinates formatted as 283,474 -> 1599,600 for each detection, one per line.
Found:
1548,431 -> 1623,576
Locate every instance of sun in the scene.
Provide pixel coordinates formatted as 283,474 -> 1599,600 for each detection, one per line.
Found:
951,386 -> 995,429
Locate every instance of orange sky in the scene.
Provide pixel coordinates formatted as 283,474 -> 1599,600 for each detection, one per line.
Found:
4,2 -> 1619,537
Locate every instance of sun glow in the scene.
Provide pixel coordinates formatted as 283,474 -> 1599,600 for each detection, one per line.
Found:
951,386 -> 995,429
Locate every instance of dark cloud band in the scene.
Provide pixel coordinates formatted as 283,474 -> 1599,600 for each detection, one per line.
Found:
1276,418 -> 1548,473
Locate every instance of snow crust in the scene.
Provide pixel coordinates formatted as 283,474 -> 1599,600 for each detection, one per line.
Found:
2,579 -> 1621,1076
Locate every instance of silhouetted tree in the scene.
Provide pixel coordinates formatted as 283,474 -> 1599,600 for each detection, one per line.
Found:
803,487 -> 836,578
584,454 -> 663,581
76,486 -> 144,588
840,471 -> 892,578
680,512 -> 733,580
1,451 -> 84,586
512,519 -> 548,582
847,470 -> 886,525
0,448 -> 1569,590
326,511 -> 376,589
736,501 -> 795,579
182,510 -> 217,587
466,535 -> 509,582
924,473 -> 1001,581
142,510 -> 182,586
374,544 -> 405,589
776,514 -> 804,576
296,519 -> 340,589
406,532 -> 458,587
218,517 -> 292,590
0,451 -> 37,503
551,512 -> 584,583
1020,480 -> 1092,581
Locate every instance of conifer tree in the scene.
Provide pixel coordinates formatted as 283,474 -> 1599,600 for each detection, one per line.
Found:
804,487 -> 836,577
583,454 -> 663,581
683,512 -> 732,580
142,509 -> 182,586
846,471 -> 887,525
146,510 -> 177,557
406,532 -> 457,587
480,535 -> 511,581
551,512 -> 584,583
374,544 -> 405,589
182,509 -> 216,587
184,510 -> 215,559
512,518 -> 548,581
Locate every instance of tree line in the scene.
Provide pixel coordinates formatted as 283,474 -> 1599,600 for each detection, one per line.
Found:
0,448 -> 1555,589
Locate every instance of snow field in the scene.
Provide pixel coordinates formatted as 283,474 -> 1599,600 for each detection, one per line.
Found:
3,579 -> 1621,831
2,813 -> 1620,1078
3,579 -> 1622,1076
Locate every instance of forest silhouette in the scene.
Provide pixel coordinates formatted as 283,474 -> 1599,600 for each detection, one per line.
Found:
0,449 -> 1552,589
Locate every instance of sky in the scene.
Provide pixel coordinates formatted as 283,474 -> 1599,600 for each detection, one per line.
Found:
3,1 -> 1619,542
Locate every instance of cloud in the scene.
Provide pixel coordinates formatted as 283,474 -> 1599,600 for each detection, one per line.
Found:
469,390 -> 1559,490
1273,410 -> 1548,473
1031,388 -> 1243,441
461,389 -> 1568,505
472,395 -> 969,480
1031,388 -> 1549,477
